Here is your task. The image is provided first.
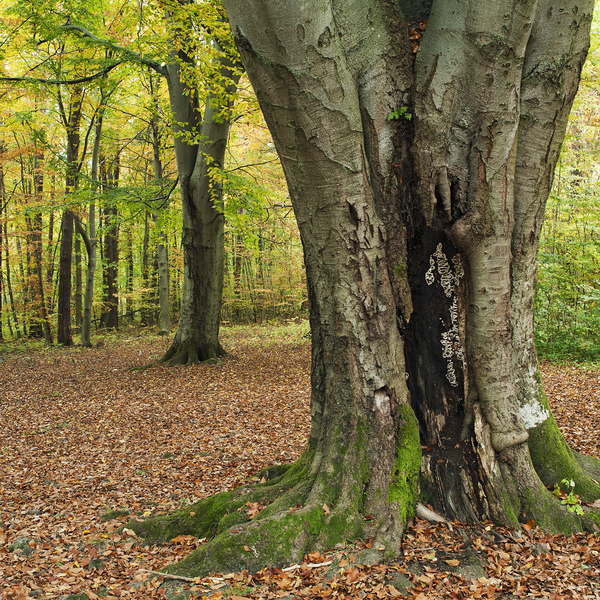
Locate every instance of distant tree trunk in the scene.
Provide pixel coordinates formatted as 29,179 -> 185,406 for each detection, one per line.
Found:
100,206 -> 118,330
78,90 -> 110,347
99,152 -> 119,330
74,236 -> 82,333
28,172 -> 52,345
125,226 -> 134,320
46,176 -> 55,286
56,85 -> 84,346
157,17 -> 241,364
140,209 -> 155,326
0,148 -> 5,341
57,209 -> 75,345
146,74 -> 171,335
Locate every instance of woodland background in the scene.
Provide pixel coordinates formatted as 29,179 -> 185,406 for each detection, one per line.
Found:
0,1 -> 598,360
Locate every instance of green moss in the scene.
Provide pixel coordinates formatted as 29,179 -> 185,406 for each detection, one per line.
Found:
126,490 -> 240,543
519,486 -> 583,534
216,510 -> 250,534
528,378 -> 600,502
394,262 -> 407,279
388,404 -> 421,523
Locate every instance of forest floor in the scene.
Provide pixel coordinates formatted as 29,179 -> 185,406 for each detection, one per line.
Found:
1,324 -> 599,600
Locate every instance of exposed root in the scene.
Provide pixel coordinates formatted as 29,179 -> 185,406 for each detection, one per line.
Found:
158,337 -> 227,366
126,454 -> 405,578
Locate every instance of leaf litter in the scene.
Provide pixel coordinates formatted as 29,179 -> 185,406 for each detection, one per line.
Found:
0,328 -> 598,599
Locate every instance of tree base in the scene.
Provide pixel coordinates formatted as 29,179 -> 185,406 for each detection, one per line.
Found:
158,337 -> 227,366
126,455 -> 402,578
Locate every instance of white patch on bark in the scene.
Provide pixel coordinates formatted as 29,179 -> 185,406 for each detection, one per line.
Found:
519,400 -> 550,429
373,389 -> 391,417
426,244 -> 464,387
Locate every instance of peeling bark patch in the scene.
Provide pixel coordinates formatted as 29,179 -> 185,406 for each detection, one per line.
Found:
425,244 -> 465,387
519,400 -> 550,429
373,389 -> 391,417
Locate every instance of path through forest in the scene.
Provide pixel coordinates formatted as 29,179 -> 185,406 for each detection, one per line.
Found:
1,326 -> 599,599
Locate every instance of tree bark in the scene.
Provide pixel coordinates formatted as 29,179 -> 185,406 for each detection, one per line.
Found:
57,85 -> 84,346
159,37 -> 241,365
99,153 -> 119,330
129,0 -> 600,578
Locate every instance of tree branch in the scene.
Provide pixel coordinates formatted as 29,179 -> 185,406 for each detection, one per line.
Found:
0,61 -> 123,85
60,24 -> 166,75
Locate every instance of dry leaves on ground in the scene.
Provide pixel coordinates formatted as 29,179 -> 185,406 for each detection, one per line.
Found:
0,327 -> 599,599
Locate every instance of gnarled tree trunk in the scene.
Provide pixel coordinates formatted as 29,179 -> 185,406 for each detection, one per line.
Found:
129,0 -> 600,578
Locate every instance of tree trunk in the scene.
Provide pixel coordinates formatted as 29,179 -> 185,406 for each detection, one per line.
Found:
57,209 -> 75,345
159,40 -> 241,365
149,78 -> 171,335
99,153 -> 119,330
129,0 -> 600,578
56,85 -> 84,346
100,204 -> 119,330
74,236 -> 82,333
0,149 -> 5,342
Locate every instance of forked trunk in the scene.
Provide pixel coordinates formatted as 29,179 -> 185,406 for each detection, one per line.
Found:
130,0 -> 600,579
160,44 -> 240,365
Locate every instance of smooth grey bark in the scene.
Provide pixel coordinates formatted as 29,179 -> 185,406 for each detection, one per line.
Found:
159,39 -> 241,365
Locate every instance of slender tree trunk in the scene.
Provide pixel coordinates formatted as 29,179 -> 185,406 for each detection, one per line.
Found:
74,236 -> 82,333
140,209 -> 154,326
99,153 -> 119,330
46,178 -> 55,286
100,204 -> 119,330
57,85 -> 84,346
78,90 -> 111,347
125,226 -> 134,320
149,77 -> 171,335
0,150 -> 5,342
57,209 -> 75,345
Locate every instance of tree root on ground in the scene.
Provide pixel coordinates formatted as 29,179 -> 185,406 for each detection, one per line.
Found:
126,456 -> 402,578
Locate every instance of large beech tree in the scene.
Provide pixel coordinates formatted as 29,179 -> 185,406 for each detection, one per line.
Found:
130,0 -> 600,577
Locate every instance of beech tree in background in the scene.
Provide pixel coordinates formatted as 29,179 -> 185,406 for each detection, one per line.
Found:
129,0 -> 600,578
156,6 -> 241,364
